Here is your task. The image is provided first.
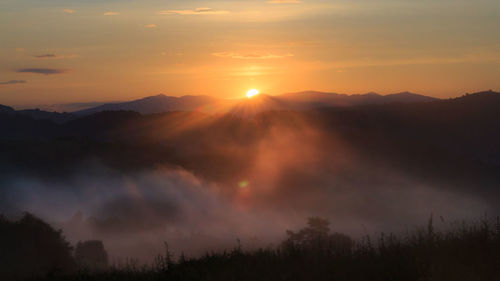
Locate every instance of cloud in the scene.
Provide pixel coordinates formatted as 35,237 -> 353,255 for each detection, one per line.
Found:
17,68 -> 68,75
212,52 -> 294,60
34,54 -> 78,60
298,52 -> 500,72
268,0 -> 302,3
0,80 -> 27,85
104,12 -> 120,16
63,9 -> 76,14
145,24 -> 158,28
35,54 -> 57,59
159,7 -> 229,15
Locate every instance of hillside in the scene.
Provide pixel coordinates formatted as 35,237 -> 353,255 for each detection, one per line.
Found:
74,94 -> 219,116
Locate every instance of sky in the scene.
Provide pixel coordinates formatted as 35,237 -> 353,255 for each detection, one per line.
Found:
1,0 -> 500,106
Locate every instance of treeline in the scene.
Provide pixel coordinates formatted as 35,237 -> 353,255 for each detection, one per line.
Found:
0,213 -> 108,281
5,214 -> 500,281
77,217 -> 500,281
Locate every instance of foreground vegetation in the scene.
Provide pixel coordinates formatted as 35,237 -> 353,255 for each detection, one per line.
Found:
2,215 -> 495,281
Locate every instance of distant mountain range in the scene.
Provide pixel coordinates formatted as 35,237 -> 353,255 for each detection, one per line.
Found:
1,90 -> 500,192
0,91 -> 466,122
74,95 -> 218,116
277,91 -> 437,107
69,91 -> 438,117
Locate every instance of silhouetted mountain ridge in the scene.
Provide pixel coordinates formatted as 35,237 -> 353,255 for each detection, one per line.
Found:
74,94 -> 219,116
0,90 -> 495,127
0,91 -> 499,181
0,104 -> 15,113
17,109 -> 76,124
71,91 -> 439,116
278,91 -> 438,106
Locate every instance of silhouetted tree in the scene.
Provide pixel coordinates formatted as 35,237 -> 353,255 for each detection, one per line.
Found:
75,240 -> 109,270
0,213 -> 75,280
283,217 -> 353,256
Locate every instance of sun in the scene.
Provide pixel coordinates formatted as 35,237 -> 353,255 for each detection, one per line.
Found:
246,89 -> 260,98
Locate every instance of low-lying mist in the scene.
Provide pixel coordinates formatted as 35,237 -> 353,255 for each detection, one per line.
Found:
1,111 -> 498,263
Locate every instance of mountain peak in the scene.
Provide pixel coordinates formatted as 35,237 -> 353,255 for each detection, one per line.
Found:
382,92 -> 437,103
389,91 -> 413,95
469,89 -> 499,96
361,92 -> 380,96
75,94 -> 220,116
139,94 -> 170,101
153,93 -> 167,98
448,90 -> 500,104
0,104 -> 15,113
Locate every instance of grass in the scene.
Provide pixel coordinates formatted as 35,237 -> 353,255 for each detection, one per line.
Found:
33,216 -> 500,281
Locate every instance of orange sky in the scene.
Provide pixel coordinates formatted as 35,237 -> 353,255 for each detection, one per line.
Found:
1,0 -> 500,106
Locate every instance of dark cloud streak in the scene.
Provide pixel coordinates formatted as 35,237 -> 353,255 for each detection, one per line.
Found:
0,80 -> 27,85
17,68 -> 68,75
34,54 -> 57,59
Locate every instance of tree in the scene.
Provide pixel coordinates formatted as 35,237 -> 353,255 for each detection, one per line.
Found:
75,240 -> 109,270
282,217 -> 353,256
0,213 -> 75,280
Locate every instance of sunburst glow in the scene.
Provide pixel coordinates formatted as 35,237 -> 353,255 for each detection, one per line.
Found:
246,89 -> 260,98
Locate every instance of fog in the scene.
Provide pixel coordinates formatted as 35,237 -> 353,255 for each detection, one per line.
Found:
0,167 -> 493,262
0,116 -> 497,263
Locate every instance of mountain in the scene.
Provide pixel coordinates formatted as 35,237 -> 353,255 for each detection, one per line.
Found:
0,90 -> 499,187
17,109 -> 76,124
223,91 -> 439,116
0,104 -> 15,113
34,101 -> 114,113
0,91 -> 438,126
0,104 -> 76,124
277,91 -> 438,108
73,91 -> 438,117
382,91 -> 439,103
74,94 -> 219,116
444,90 -> 500,107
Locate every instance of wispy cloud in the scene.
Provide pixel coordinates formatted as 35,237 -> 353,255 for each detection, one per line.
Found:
34,54 -> 78,60
104,12 -> 120,16
63,9 -> 76,14
159,8 -> 229,15
268,0 -> 302,3
296,52 -> 500,72
212,52 -> 294,60
0,80 -> 27,85
17,68 -> 68,75
145,24 -> 158,28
